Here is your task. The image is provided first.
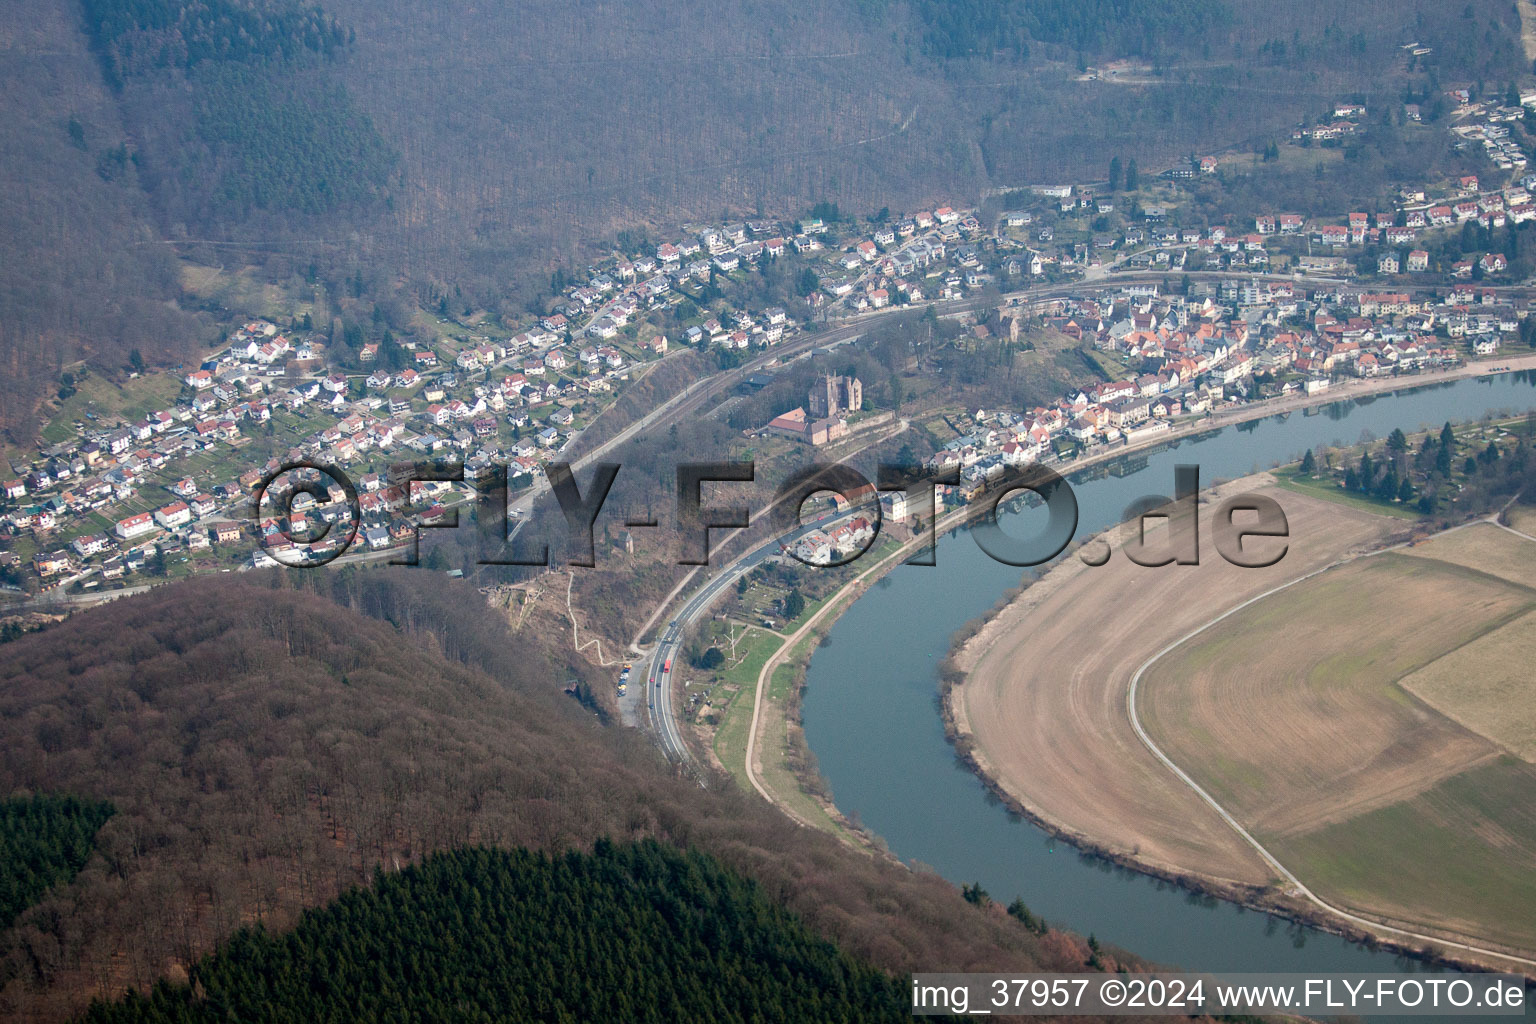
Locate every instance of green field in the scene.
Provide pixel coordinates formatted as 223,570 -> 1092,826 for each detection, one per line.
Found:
704,590 -> 858,841
40,373 -> 182,445
710,628 -> 784,785
1271,465 -> 1421,520
1270,759 -> 1536,954
754,636 -> 851,838
178,261 -> 316,323
1142,541 -> 1536,956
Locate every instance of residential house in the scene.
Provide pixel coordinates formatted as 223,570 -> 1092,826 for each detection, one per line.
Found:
114,512 -> 156,540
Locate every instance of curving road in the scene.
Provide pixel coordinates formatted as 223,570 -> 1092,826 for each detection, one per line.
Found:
1125,521 -> 1536,970
645,515 -> 852,764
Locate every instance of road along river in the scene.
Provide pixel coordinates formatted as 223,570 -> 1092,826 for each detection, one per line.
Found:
801,372 -> 1536,995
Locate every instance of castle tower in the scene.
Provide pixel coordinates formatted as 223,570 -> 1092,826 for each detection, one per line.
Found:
809,374 -> 838,418
840,375 -> 861,413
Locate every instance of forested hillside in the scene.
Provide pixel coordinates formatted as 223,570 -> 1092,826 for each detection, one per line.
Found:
0,0 -> 1525,440
331,0 -> 1474,298
0,575 -> 1092,1021
0,4 -> 205,436
79,0 -> 395,228
82,841 -> 935,1023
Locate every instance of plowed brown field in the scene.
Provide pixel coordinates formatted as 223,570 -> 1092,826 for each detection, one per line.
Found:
951,477 -> 1403,886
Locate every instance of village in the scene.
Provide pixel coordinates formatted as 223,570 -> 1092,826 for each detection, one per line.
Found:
6,85 -> 1536,594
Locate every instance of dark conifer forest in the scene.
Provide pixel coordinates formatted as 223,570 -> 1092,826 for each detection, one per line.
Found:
81,841 -> 945,1023
78,0 -> 396,226
912,0 -> 1232,59
0,796 -> 114,931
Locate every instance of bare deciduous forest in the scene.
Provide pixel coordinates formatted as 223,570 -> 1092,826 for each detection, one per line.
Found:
0,5 -> 206,435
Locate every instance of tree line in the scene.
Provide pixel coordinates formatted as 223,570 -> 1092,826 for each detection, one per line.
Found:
80,0 -> 349,88
1299,409 -> 1536,519
189,63 -> 397,220
78,0 -> 394,228
909,0 -> 1230,60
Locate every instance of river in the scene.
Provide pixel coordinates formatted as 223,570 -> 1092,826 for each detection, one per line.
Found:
801,372 -> 1536,1000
